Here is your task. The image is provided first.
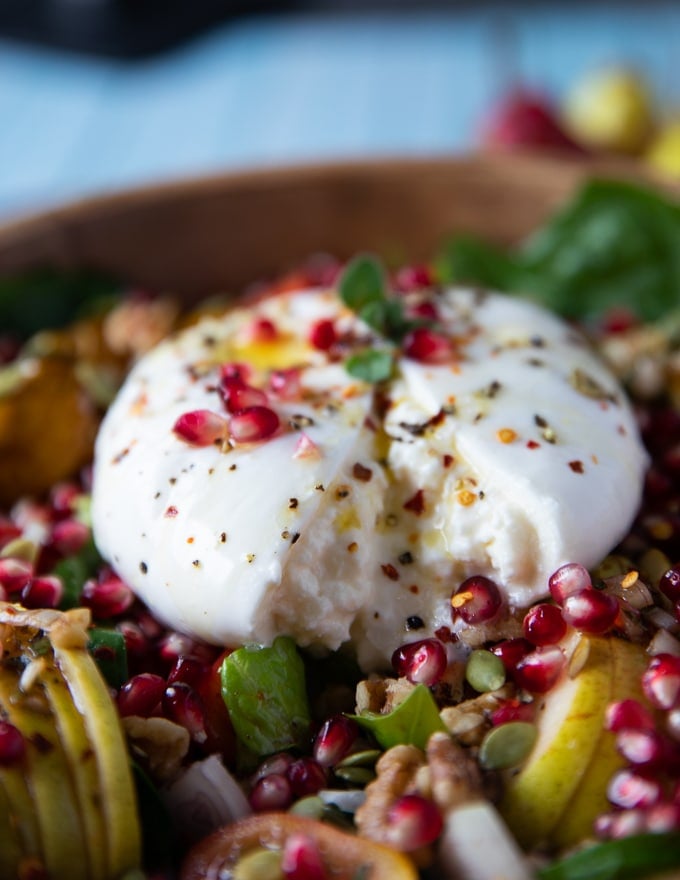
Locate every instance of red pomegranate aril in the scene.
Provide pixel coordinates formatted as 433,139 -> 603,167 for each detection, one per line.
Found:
221,378 -> 269,414
601,809 -> 648,840
49,482 -> 81,518
548,563 -> 592,605
606,699 -> 656,733
219,362 -> 252,384
451,576 -> 502,625
408,300 -> 439,321
229,406 -> 280,442
492,637 -> 534,673
403,327 -> 452,364
391,638 -> 447,686
313,715 -> 358,767
252,752 -> 296,784
281,833 -> 327,880
249,773 -> 293,812
616,729 -> 669,770
608,768 -> 664,809
117,620 -> 151,662
308,318 -> 337,351
82,575 -> 134,619
646,802 -> 680,833
659,564 -> 680,602
561,589 -> 619,634
173,409 -> 228,446
21,575 -> 63,609
270,368 -> 302,400
163,683 -> 207,744
642,653 -> 680,711
287,758 -> 327,797
523,603 -> 567,646
491,699 -> 535,726
118,673 -> 166,717
246,317 -> 278,342
157,631 -> 197,665
0,721 -> 25,766
167,655 -> 210,689
385,794 -> 443,851
514,646 -> 565,693
394,264 -> 433,293
49,519 -> 90,556
0,558 -> 33,594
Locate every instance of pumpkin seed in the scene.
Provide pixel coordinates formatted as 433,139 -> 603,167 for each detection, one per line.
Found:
465,649 -> 506,693
335,748 -> 381,769
333,766 -> 376,786
290,795 -> 325,820
479,721 -> 537,770
233,847 -> 283,880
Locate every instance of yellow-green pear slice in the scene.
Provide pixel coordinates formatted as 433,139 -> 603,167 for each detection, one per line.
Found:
500,636 -> 615,848
0,775 -> 26,877
0,761 -> 43,865
551,636 -> 648,849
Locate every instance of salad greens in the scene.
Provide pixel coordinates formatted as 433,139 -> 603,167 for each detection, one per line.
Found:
220,636 -> 311,758
538,831 -> 680,880
349,684 -> 447,750
436,179 -> 680,322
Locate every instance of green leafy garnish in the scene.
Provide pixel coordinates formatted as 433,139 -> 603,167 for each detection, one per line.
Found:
348,684 -> 446,750
345,349 -> 395,382
54,537 -> 102,610
437,179 -> 680,323
339,255 -> 387,313
220,636 -> 311,758
538,831 -> 680,880
87,628 -> 128,689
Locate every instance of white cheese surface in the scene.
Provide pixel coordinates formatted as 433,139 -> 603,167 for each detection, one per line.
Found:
92,286 -> 648,669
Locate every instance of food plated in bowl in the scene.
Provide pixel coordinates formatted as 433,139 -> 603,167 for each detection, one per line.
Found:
1,154 -> 680,879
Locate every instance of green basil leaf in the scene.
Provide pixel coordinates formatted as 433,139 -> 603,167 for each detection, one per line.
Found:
220,636 -> 311,758
538,831 -> 680,880
435,235 -> 527,293
87,628 -> 128,689
348,684 -> 446,750
339,255 -> 387,311
345,349 -> 394,383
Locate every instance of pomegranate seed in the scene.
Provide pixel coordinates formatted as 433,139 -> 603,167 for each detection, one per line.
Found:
385,794 -> 443,850
0,517 -> 21,551
249,773 -> 293,812
245,317 -> 278,342
220,362 -> 252,384
173,409 -> 228,446
49,482 -> 81,518
0,558 -> 33,594
313,715 -> 358,767
522,603 -> 567,646
293,433 -> 320,460
252,752 -> 296,785
492,637 -> 533,673
599,809 -> 649,840
601,306 -> 638,335
403,327 -> 452,364
606,699 -> 656,733
391,639 -> 447,686
269,368 -> 302,400
0,721 -> 25,765
608,768 -> 663,809
514,646 -> 565,693
134,609 -> 164,641
220,377 -> 269,413
48,519 -> 90,556
408,300 -> 439,321
163,683 -> 207,743
167,656 -> 209,689
308,319 -> 337,351
157,632 -> 198,665
287,758 -> 327,797
117,620 -> 151,662
393,264 -> 433,293
646,802 -> 680,833
548,563 -> 592,605
118,673 -> 166,717
643,654 -> 680,710
616,729 -> 669,770
451,576 -> 502,625
660,564 -> 680,601
82,575 -> 134,619
229,406 -> 280,442
281,833 -> 327,880
21,575 -> 63,609
491,699 -> 535,726
562,589 -> 619,634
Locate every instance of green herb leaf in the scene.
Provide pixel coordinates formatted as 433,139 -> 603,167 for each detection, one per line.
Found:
220,636 -> 311,758
53,537 -> 102,610
345,349 -> 394,383
88,628 -> 128,689
339,255 -> 387,312
538,831 -> 680,880
349,683 -> 447,750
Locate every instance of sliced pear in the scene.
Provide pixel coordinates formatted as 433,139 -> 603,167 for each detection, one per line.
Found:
0,774 -> 27,877
0,759 -> 43,866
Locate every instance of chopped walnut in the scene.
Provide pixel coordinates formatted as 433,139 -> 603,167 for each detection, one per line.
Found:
426,731 -> 483,812
455,614 -> 524,648
123,715 -> 190,784
355,675 -> 416,715
440,684 -> 515,746
103,298 -> 179,359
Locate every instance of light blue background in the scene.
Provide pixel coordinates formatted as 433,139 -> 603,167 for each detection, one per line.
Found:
0,4 -> 678,217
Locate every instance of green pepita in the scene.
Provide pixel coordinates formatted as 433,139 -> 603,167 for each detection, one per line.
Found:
465,649 -> 506,693
335,748 -> 381,769
479,721 -> 537,770
289,795 -> 325,820
333,766 -> 376,786
233,847 -> 283,880
0,538 -> 39,564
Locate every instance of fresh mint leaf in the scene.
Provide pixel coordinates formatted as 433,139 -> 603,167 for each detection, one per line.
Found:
345,349 -> 394,383
220,636 -> 311,758
339,255 -> 387,312
537,831 -> 680,880
349,684 -> 447,750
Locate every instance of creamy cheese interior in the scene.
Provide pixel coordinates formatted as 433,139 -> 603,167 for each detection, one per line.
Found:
91,286 -> 648,669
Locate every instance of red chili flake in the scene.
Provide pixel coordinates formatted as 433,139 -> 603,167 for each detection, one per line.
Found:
569,460 -> 585,474
526,440 -> 540,450
164,506 -> 179,518
403,489 -> 425,515
409,585 -> 420,594
353,463 -> 373,482
618,425 -> 628,436
442,454 -> 454,468
381,564 -> 399,581
434,625 -> 455,643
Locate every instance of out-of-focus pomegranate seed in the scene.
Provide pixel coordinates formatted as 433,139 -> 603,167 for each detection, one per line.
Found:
561,589 -> 619,634
391,639 -> 447,686
393,264 -> 433,293
82,575 -> 134,619
522,603 -> 567,646
492,637 -> 534,673
616,729 -> 669,770
491,699 -> 535,726
118,673 -> 166,717
281,833 -> 327,880
451,576 -> 502,625
167,656 -> 210,689
220,362 -> 252,384
269,368 -> 302,400
313,715 -> 358,767
308,318 -> 337,351
0,558 -> 33,594
597,809 -> 648,840
252,752 -> 296,785
163,683 -> 207,744
643,653 -> 680,711
245,317 -> 278,342
229,406 -> 280,442
49,482 -> 81,518
659,564 -> 680,602
117,620 -> 151,663
0,721 -> 25,766
548,563 -> 592,605
514,646 -> 565,693
605,699 -> 656,733
49,519 -> 90,556
408,300 -> 439,321
173,409 -> 229,446
403,327 -> 452,364
249,773 -> 293,812
646,802 -> 680,833
287,758 -> 327,797
220,377 -> 269,413
21,575 -> 63,609
608,768 -> 663,809
385,794 -> 443,851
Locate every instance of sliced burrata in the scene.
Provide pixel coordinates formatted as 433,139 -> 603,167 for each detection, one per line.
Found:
92,285 -> 648,669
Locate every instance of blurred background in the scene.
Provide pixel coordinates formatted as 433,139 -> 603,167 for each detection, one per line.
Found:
0,0 -> 678,219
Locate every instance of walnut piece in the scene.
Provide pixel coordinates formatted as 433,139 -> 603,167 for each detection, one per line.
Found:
123,715 -> 190,784
355,675 -> 416,715
426,731 -> 483,813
